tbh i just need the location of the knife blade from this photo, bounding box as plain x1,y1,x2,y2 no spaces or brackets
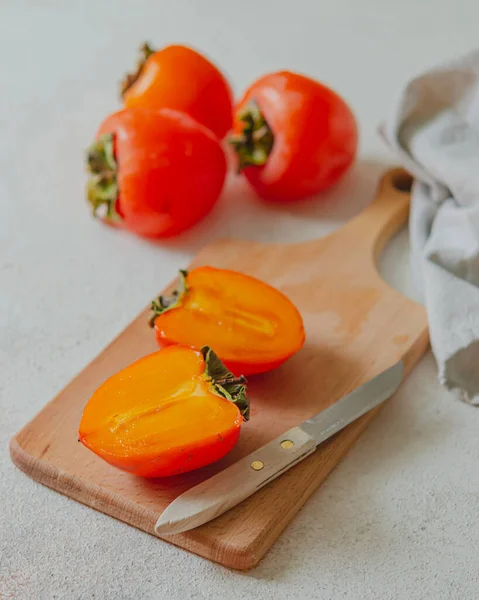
155,360,404,536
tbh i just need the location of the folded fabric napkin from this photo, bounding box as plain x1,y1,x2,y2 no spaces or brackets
380,49,479,405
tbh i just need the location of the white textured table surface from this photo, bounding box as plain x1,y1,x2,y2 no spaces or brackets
1,2,479,599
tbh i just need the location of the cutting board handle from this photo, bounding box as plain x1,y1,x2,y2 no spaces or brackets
293,167,413,272
194,168,413,278
339,167,413,260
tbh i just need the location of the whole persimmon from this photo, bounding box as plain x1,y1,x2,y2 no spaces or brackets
86,108,226,238
231,71,358,202
122,43,233,139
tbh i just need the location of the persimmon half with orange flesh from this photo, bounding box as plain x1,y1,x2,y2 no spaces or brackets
149,267,305,376
78,346,249,478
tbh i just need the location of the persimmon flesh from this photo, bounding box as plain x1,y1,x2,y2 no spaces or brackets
150,267,305,376
79,346,248,478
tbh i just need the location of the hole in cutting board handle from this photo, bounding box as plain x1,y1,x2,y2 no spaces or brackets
391,170,413,193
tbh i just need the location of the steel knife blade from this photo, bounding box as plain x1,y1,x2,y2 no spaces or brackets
155,360,404,536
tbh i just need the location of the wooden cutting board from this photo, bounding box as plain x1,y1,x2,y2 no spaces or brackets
10,168,429,570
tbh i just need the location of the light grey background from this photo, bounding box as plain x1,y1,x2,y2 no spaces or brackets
1,1,478,599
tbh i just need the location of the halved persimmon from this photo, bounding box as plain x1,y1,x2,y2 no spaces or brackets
79,346,249,478
149,267,305,376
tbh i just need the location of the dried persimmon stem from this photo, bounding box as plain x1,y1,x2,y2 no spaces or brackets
215,375,247,386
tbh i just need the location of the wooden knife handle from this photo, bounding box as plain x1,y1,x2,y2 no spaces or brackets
154,426,317,535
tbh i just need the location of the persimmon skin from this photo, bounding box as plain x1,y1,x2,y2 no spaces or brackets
96,108,227,238
78,346,243,478
233,71,358,202
123,45,233,139
152,267,305,376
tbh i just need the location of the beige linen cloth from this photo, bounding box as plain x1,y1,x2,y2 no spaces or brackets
381,49,479,405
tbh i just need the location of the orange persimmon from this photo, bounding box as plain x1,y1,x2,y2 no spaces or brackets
79,346,249,478
230,71,358,202
121,43,233,139
86,108,226,238
149,267,305,376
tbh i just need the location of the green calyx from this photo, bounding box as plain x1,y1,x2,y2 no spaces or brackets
86,133,121,222
121,41,156,97
148,270,189,327
201,346,250,421
229,100,274,171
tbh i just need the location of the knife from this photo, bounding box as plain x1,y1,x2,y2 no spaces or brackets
155,360,404,536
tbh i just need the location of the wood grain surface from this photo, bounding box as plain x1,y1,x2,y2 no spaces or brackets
10,168,429,570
